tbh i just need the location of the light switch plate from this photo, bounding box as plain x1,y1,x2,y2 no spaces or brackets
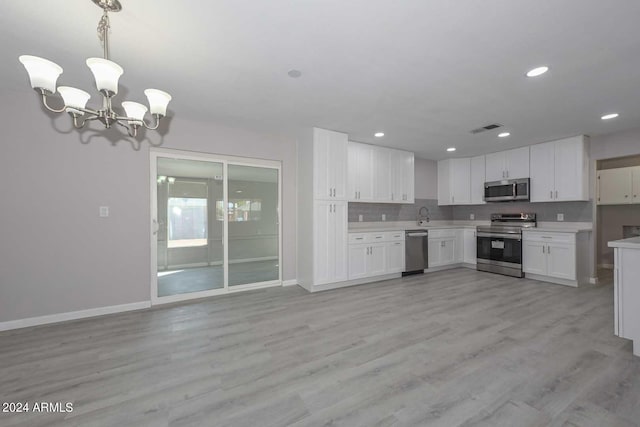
470,214,475,220
99,206,109,217
557,213,564,221
358,214,363,222
381,214,386,221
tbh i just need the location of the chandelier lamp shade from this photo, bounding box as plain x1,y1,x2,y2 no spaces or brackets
18,0,171,138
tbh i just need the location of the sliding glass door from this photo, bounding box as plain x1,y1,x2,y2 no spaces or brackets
151,150,281,304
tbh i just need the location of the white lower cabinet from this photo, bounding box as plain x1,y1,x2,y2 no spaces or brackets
314,201,348,285
523,231,579,285
428,229,463,268
463,229,477,264
348,231,405,279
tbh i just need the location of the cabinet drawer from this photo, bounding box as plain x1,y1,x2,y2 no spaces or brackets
386,231,405,241
348,233,369,243
428,228,457,239
523,231,575,244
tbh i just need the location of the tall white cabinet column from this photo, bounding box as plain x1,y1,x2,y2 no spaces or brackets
298,128,349,291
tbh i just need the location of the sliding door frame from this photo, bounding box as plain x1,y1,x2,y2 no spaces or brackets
150,147,282,306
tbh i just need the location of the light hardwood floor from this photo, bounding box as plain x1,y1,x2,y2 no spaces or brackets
1,268,638,427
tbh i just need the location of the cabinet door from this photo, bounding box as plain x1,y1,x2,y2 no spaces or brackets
529,141,555,202
374,147,392,201
313,201,332,284
386,241,405,273
522,240,547,275
357,144,374,201
389,149,403,203
347,142,359,201
428,239,441,267
598,168,632,205
485,152,505,182
470,156,486,204
368,244,387,276
313,129,332,200
632,167,640,204
330,131,348,200
440,238,456,265
505,147,530,179
450,158,471,205
437,159,451,206
546,242,576,280
554,137,587,201
463,229,477,264
402,151,415,203
332,202,348,282
348,244,368,280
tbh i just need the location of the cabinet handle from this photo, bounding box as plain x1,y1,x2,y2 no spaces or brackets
555,190,558,199
452,196,455,204
542,246,545,254
391,193,394,200
333,188,336,197
330,188,332,197
550,190,553,199
547,245,551,254
625,195,629,198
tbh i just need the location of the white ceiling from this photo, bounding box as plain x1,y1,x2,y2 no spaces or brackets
2,0,640,160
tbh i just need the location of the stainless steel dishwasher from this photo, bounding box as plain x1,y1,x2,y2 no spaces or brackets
403,230,429,275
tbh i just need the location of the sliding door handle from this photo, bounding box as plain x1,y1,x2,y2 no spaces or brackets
152,218,160,235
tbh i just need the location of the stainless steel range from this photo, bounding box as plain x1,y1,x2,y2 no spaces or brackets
476,213,537,278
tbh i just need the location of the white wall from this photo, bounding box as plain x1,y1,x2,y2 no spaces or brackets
414,157,438,199
0,93,297,323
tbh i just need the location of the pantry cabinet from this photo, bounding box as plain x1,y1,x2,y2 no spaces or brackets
314,201,348,285
313,128,347,200
530,135,589,202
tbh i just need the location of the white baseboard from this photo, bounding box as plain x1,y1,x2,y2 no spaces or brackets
0,301,151,332
589,277,599,285
282,279,298,287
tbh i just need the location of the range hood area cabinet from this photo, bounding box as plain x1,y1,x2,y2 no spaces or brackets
597,166,640,205
485,146,530,182
530,135,590,202
348,141,414,204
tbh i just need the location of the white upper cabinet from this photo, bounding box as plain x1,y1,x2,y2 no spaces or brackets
348,142,414,204
597,166,640,205
485,147,530,181
313,128,347,200
438,158,470,205
348,142,374,201
470,155,486,204
530,135,589,202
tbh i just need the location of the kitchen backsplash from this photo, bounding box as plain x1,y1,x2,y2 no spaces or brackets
348,199,592,223
347,198,452,223
452,201,593,222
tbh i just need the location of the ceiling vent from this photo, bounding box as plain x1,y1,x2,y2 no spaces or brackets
470,123,503,134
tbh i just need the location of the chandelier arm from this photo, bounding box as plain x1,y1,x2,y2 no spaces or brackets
142,114,162,130
72,114,101,129
40,92,66,114
115,119,137,137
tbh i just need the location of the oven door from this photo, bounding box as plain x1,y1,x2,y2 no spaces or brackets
476,232,522,268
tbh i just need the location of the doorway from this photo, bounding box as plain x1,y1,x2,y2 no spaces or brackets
150,149,281,305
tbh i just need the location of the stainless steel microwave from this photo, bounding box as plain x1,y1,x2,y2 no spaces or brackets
484,178,530,202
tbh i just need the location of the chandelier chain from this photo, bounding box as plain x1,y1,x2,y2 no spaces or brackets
97,11,110,47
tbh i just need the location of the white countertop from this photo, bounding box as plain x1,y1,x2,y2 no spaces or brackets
348,221,592,233
608,236,640,249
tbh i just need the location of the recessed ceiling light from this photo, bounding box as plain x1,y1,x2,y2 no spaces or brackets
446,147,456,152
498,132,511,138
235,190,243,193
601,113,619,120
374,132,385,138
526,66,549,77
287,69,302,78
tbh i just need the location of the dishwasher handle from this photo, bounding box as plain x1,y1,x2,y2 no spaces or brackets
406,232,428,237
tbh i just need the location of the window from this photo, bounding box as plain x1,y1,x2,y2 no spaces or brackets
216,199,262,222
167,197,208,248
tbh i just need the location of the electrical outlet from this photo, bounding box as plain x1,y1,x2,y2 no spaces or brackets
382,214,386,221
470,213,475,220
557,213,564,221
358,214,363,222
99,206,109,217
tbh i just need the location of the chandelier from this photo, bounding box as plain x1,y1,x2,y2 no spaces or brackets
18,0,172,138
